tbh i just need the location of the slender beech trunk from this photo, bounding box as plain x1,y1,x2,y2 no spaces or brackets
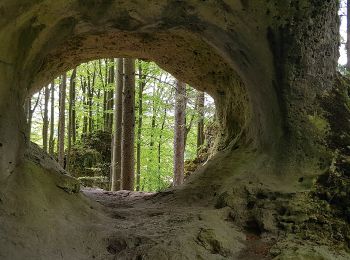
81,77,88,136
99,59,107,131
86,64,92,133
98,60,105,131
136,61,145,191
111,58,124,191
103,59,109,131
196,91,205,154
173,80,186,186
103,88,107,131
106,60,115,132
26,93,41,142
67,68,76,171
58,73,67,168
42,85,50,152
150,84,157,148
184,90,196,148
96,88,102,130
91,70,96,131
158,105,168,190
71,72,77,144
25,97,31,140
121,58,135,191
56,78,60,155
109,66,114,131
107,60,115,188
87,74,93,133
49,81,55,155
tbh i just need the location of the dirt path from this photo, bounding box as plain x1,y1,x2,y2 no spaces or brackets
82,188,273,260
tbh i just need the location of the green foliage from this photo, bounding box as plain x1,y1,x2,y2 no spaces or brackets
81,130,112,161
69,130,111,179
30,59,216,192
69,146,103,177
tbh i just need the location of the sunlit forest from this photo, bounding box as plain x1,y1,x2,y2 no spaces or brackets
28,60,215,191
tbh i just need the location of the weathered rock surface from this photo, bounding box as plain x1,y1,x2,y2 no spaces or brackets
0,0,349,259
25,142,80,193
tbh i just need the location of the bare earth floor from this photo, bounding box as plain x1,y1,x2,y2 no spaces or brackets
82,188,273,260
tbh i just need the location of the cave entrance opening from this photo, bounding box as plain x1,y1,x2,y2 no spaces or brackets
18,26,254,195
27,58,217,192
18,29,253,193
0,1,282,190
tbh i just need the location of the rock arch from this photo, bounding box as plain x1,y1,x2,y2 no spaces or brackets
0,1,347,259
0,0,285,181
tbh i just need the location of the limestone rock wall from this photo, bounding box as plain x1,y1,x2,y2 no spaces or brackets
0,1,347,259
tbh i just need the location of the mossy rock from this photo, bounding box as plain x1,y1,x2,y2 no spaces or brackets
25,143,80,193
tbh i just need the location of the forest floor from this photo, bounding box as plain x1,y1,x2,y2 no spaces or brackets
82,188,273,260
2,144,348,259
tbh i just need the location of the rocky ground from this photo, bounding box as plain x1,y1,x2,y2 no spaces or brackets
1,144,349,259
82,188,274,260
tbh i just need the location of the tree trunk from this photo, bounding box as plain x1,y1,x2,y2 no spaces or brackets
49,81,55,155
158,105,168,190
81,77,88,136
173,80,186,186
42,85,50,152
196,91,205,154
26,93,41,142
91,70,96,132
71,72,77,144
106,59,114,133
58,73,66,168
184,90,196,148
25,97,32,140
96,88,102,130
111,58,124,191
103,59,109,131
103,88,107,131
67,68,76,171
150,84,157,148
121,58,135,191
136,61,145,191
87,73,93,134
